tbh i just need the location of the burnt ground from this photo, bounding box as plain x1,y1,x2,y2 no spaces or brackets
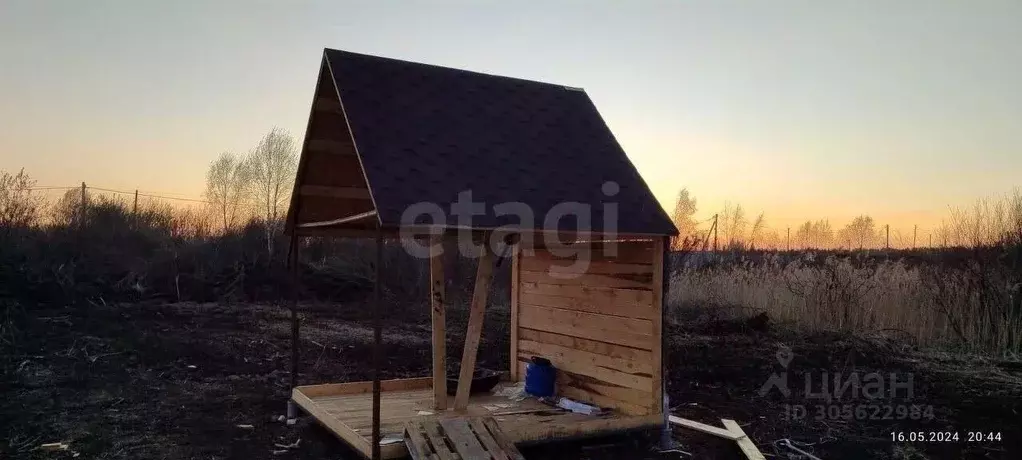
1,300,1020,460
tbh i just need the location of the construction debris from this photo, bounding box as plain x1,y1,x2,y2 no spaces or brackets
38,442,70,451
669,415,765,460
273,438,300,449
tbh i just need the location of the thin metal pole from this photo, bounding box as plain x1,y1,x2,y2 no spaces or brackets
288,235,300,391
371,229,383,460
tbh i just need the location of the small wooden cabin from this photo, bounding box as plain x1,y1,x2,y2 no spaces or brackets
283,49,678,460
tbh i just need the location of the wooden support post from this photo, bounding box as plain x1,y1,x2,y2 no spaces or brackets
371,229,383,460
651,238,665,413
429,234,447,410
454,239,496,410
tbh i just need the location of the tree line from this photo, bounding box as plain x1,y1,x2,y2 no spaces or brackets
0,127,299,258
670,187,1022,251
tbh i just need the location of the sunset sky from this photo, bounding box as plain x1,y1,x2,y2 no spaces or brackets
1,1,1020,237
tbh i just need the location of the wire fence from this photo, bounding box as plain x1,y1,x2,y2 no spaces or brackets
28,184,210,204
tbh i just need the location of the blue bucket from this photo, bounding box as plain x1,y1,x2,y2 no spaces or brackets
524,356,555,397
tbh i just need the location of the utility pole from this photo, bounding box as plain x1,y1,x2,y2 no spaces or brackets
786,227,791,252
912,224,917,249
929,234,932,248
885,224,890,250
712,214,718,252
80,182,87,229
133,189,139,229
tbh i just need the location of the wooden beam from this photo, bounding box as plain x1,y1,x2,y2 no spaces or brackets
453,241,496,409
300,184,371,200
721,419,766,460
429,234,447,410
509,244,521,380
294,377,432,398
292,388,373,454
307,139,355,155
297,210,377,229
668,415,741,441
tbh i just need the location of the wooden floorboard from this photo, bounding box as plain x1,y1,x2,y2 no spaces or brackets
469,418,510,460
296,382,661,459
440,419,489,460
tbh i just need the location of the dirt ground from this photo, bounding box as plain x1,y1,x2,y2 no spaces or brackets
2,300,1020,459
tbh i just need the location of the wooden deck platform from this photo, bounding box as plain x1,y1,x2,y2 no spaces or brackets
404,417,524,460
292,378,662,459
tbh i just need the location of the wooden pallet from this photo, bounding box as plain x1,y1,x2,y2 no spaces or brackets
404,417,525,460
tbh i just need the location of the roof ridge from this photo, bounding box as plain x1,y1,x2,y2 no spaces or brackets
324,48,584,92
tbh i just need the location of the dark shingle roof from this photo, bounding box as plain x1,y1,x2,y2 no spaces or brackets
324,49,677,236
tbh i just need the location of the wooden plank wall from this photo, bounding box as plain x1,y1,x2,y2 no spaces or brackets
512,240,662,416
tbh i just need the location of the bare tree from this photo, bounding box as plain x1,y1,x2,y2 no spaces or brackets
748,212,766,249
0,168,44,229
837,215,878,249
205,151,251,233
670,188,700,249
795,219,834,249
719,201,746,248
247,127,298,257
